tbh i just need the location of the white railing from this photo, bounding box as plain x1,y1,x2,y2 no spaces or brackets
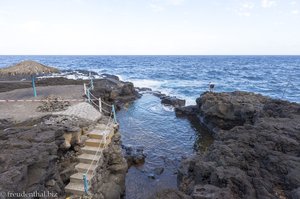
83,79,115,117
83,111,114,194
82,80,118,194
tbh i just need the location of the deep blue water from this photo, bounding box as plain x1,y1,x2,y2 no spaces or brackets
0,55,299,104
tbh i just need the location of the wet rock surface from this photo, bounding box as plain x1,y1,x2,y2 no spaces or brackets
175,105,198,116
149,91,186,108
122,145,146,167
148,189,192,199
176,91,300,199
161,96,186,108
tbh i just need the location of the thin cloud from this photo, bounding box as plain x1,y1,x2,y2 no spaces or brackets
165,0,185,6
236,2,255,17
261,0,277,8
290,1,297,6
150,3,165,12
149,0,185,12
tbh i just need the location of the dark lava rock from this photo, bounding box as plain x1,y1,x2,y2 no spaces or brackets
154,167,165,175
122,145,146,167
91,78,139,109
136,87,152,92
177,91,300,199
161,96,186,108
92,131,128,198
101,73,120,81
192,184,234,199
148,189,192,199
0,115,91,198
175,105,198,116
148,173,156,179
152,91,167,98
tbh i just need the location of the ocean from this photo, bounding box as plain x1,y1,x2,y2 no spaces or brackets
0,55,299,104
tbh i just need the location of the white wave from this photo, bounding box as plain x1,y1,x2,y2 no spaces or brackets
116,75,124,81
129,79,166,89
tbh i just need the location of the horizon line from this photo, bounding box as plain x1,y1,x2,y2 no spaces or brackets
1,54,300,56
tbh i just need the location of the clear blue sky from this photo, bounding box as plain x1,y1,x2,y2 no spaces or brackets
0,0,299,55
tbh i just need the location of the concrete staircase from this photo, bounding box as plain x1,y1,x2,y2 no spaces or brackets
65,123,116,196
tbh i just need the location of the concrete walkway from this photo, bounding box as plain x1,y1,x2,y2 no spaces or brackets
55,102,102,121
0,85,85,122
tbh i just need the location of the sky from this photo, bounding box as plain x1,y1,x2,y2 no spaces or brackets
0,0,299,55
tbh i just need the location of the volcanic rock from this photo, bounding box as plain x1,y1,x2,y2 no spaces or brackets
177,91,300,199
161,96,186,108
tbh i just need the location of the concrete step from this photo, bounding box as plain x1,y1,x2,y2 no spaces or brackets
81,146,103,155
85,138,106,147
75,163,97,174
65,182,86,195
88,129,113,139
78,153,102,164
70,172,93,184
95,123,114,130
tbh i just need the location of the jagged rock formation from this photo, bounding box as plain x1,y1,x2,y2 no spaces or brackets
0,115,93,198
161,96,186,108
91,78,139,109
177,91,300,199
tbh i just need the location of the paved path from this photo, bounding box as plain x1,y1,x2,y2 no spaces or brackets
0,85,85,122
0,85,84,100
55,102,102,121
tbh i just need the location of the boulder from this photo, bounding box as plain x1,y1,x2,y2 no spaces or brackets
161,96,186,108
122,145,146,167
91,79,139,109
175,105,198,116
101,74,120,80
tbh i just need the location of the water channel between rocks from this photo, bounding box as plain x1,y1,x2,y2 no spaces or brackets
117,93,213,199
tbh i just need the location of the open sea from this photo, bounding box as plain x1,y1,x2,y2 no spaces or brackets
0,55,299,103
0,55,299,198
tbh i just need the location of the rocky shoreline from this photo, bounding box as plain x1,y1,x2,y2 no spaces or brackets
0,73,138,199
170,91,300,199
1,71,299,199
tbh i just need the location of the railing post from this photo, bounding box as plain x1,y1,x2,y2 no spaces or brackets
83,83,87,96
112,105,117,123
83,174,89,194
99,97,102,113
32,76,37,97
91,79,94,90
87,89,91,103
